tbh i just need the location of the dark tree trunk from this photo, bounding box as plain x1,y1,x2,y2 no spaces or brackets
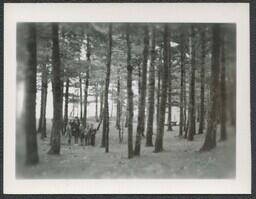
102,24,112,153
134,25,149,156
99,82,104,120
200,24,221,151
95,82,99,122
187,25,196,141
183,64,187,133
40,64,48,139
126,24,134,159
167,33,172,131
83,35,90,127
63,78,69,134
116,66,121,129
48,23,63,155
146,25,156,147
179,31,185,137
79,73,83,120
198,29,206,134
156,48,162,127
18,23,39,165
154,24,169,153
220,27,227,141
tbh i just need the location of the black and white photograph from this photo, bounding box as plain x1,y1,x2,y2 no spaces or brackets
4,3,251,194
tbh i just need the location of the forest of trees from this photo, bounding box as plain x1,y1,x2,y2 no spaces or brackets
17,23,236,165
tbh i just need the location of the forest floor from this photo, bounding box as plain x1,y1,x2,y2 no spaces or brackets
16,119,236,179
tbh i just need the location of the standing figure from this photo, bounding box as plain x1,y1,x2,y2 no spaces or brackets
65,121,72,146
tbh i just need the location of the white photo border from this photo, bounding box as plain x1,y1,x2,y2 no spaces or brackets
4,3,251,194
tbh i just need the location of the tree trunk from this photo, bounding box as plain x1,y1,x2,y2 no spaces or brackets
198,28,206,134
179,31,185,137
134,25,149,156
116,66,121,129
95,82,99,122
63,78,69,134
146,25,156,147
48,23,63,155
83,34,90,127
154,24,169,153
156,48,162,127
167,31,173,131
99,82,104,120
18,23,39,165
79,73,83,121
200,24,221,151
220,27,227,141
187,25,196,141
102,24,112,153
40,64,48,139
126,24,134,159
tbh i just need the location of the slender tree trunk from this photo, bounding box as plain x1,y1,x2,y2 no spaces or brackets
200,24,221,151
79,73,83,120
126,24,134,159
198,29,206,134
48,23,63,155
220,27,227,141
95,82,99,122
146,25,156,147
154,24,169,153
102,24,112,153
179,31,185,137
40,64,48,139
63,78,69,134
134,25,149,156
187,25,196,141
156,48,162,127
167,32,173,131
183,65,187,133
116,66,121,129
18,23,39,165
99,82,104,120
83,34,90,127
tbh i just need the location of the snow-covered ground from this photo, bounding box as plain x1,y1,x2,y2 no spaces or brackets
16,119,236,179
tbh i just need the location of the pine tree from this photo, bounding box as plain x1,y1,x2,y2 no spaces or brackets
187,25,196,141
126,23,134,159
146,25,156,147
198,28,206,134
134,25,149,156
200,24,221,151
154,24,170,152
48,23,63,155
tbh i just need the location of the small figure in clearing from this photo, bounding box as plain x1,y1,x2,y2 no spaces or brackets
65,122,72,146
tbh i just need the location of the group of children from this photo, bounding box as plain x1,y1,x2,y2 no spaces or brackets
65,117,96,147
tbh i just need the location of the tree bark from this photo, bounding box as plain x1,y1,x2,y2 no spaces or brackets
187,25,196,141
220,27,227,141
48,23,63,155
79,73,83,120
200,24,221,151
40,64,48,139
83,34,90,127
156,48,162,127
126,24,134,159
198,28,206,134
95,82,99,122
134,25,149,156
146,25,156,147
102,24,112,153
116,65,121,129
167,34,172,131
63,78,69,134
18,23,39,165
154,24,169,152
179,31,185,137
